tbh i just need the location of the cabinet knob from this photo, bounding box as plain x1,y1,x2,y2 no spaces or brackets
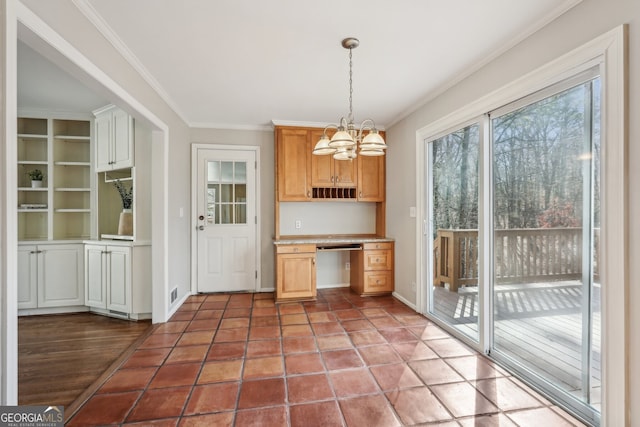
335,176,339,182
359,191,362,198
331,176,334,182
307,191,311,198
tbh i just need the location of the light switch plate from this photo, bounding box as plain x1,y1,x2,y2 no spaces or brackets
409,207,417,218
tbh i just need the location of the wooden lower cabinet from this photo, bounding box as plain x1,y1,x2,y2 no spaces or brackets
351,242,394,295
276,244,316,302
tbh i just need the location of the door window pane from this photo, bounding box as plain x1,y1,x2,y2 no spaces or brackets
206,160,248,225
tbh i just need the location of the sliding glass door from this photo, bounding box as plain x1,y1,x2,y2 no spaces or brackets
490,73,601,413
424,70,601,422
427,123,480,342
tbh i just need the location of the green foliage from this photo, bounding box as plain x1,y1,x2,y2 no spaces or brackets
28,169,43,181
114,179,133,210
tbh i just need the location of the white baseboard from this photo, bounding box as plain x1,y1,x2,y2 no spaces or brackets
392,291,417,311
166,291,192,320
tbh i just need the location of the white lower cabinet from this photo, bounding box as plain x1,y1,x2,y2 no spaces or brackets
18,243,84,310
84,241,151,319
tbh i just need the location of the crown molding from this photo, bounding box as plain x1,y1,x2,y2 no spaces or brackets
71,0,190,125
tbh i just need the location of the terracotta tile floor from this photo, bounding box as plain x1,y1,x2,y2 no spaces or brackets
67,288,587,426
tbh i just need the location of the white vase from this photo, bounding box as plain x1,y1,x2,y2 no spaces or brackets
31,180,42,188
118,208,133,236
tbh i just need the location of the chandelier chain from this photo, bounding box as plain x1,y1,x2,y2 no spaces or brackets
348,47,354,123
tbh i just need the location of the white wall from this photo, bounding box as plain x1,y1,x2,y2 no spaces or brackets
279,202,377,236
385,0,639,422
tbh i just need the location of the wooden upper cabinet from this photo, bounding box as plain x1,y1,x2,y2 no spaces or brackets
310,129,357,188
357,130,385,202
276,126,385,202
276,128,312,201
357,154,385,202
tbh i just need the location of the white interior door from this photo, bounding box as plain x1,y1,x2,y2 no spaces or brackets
196,148,257,293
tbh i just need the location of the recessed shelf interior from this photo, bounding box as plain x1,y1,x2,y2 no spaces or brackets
17,117,92,241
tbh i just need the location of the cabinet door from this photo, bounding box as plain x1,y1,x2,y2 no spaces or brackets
112,109,134,170
85,244,107,309
95,113,112,172
358,155,385,201
311,152,334,187
277,128,311,201
312,154,357,188
38,244,84,307
310,129,357,188
107,246,131,313
334,157,357,187
276,252,316,301
310,129,334,187
18,246,38,309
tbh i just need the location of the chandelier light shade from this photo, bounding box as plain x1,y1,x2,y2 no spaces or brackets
312,37,387,160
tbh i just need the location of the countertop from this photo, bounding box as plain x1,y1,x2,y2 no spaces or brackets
273,235,394,245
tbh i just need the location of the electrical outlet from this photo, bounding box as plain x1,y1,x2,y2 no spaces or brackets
345,262,350,271
295,220,302,229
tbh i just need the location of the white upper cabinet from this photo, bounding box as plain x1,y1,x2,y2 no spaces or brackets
94,105,134,172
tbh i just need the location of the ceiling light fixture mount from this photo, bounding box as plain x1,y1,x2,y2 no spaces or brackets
312,37,387,160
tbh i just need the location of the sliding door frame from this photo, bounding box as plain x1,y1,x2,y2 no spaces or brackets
487,69,601,422
415,26,627,426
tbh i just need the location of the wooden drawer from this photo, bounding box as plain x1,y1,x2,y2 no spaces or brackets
363,242,392,251
364,250,393,271
362,271,393,294
276,244,316,254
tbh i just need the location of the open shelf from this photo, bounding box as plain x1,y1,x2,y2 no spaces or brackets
54,161,91,167
18,116,93,241
18,160,48,165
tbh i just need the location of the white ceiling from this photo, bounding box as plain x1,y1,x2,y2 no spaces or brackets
18,0,579,129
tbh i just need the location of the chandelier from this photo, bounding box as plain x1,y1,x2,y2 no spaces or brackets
312,37,387,160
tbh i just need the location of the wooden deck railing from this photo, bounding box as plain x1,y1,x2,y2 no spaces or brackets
433,228,600,292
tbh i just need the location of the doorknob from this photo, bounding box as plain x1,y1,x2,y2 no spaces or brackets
198,225,204,231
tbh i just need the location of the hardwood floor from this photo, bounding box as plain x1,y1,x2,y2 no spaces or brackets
18,313,152,409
